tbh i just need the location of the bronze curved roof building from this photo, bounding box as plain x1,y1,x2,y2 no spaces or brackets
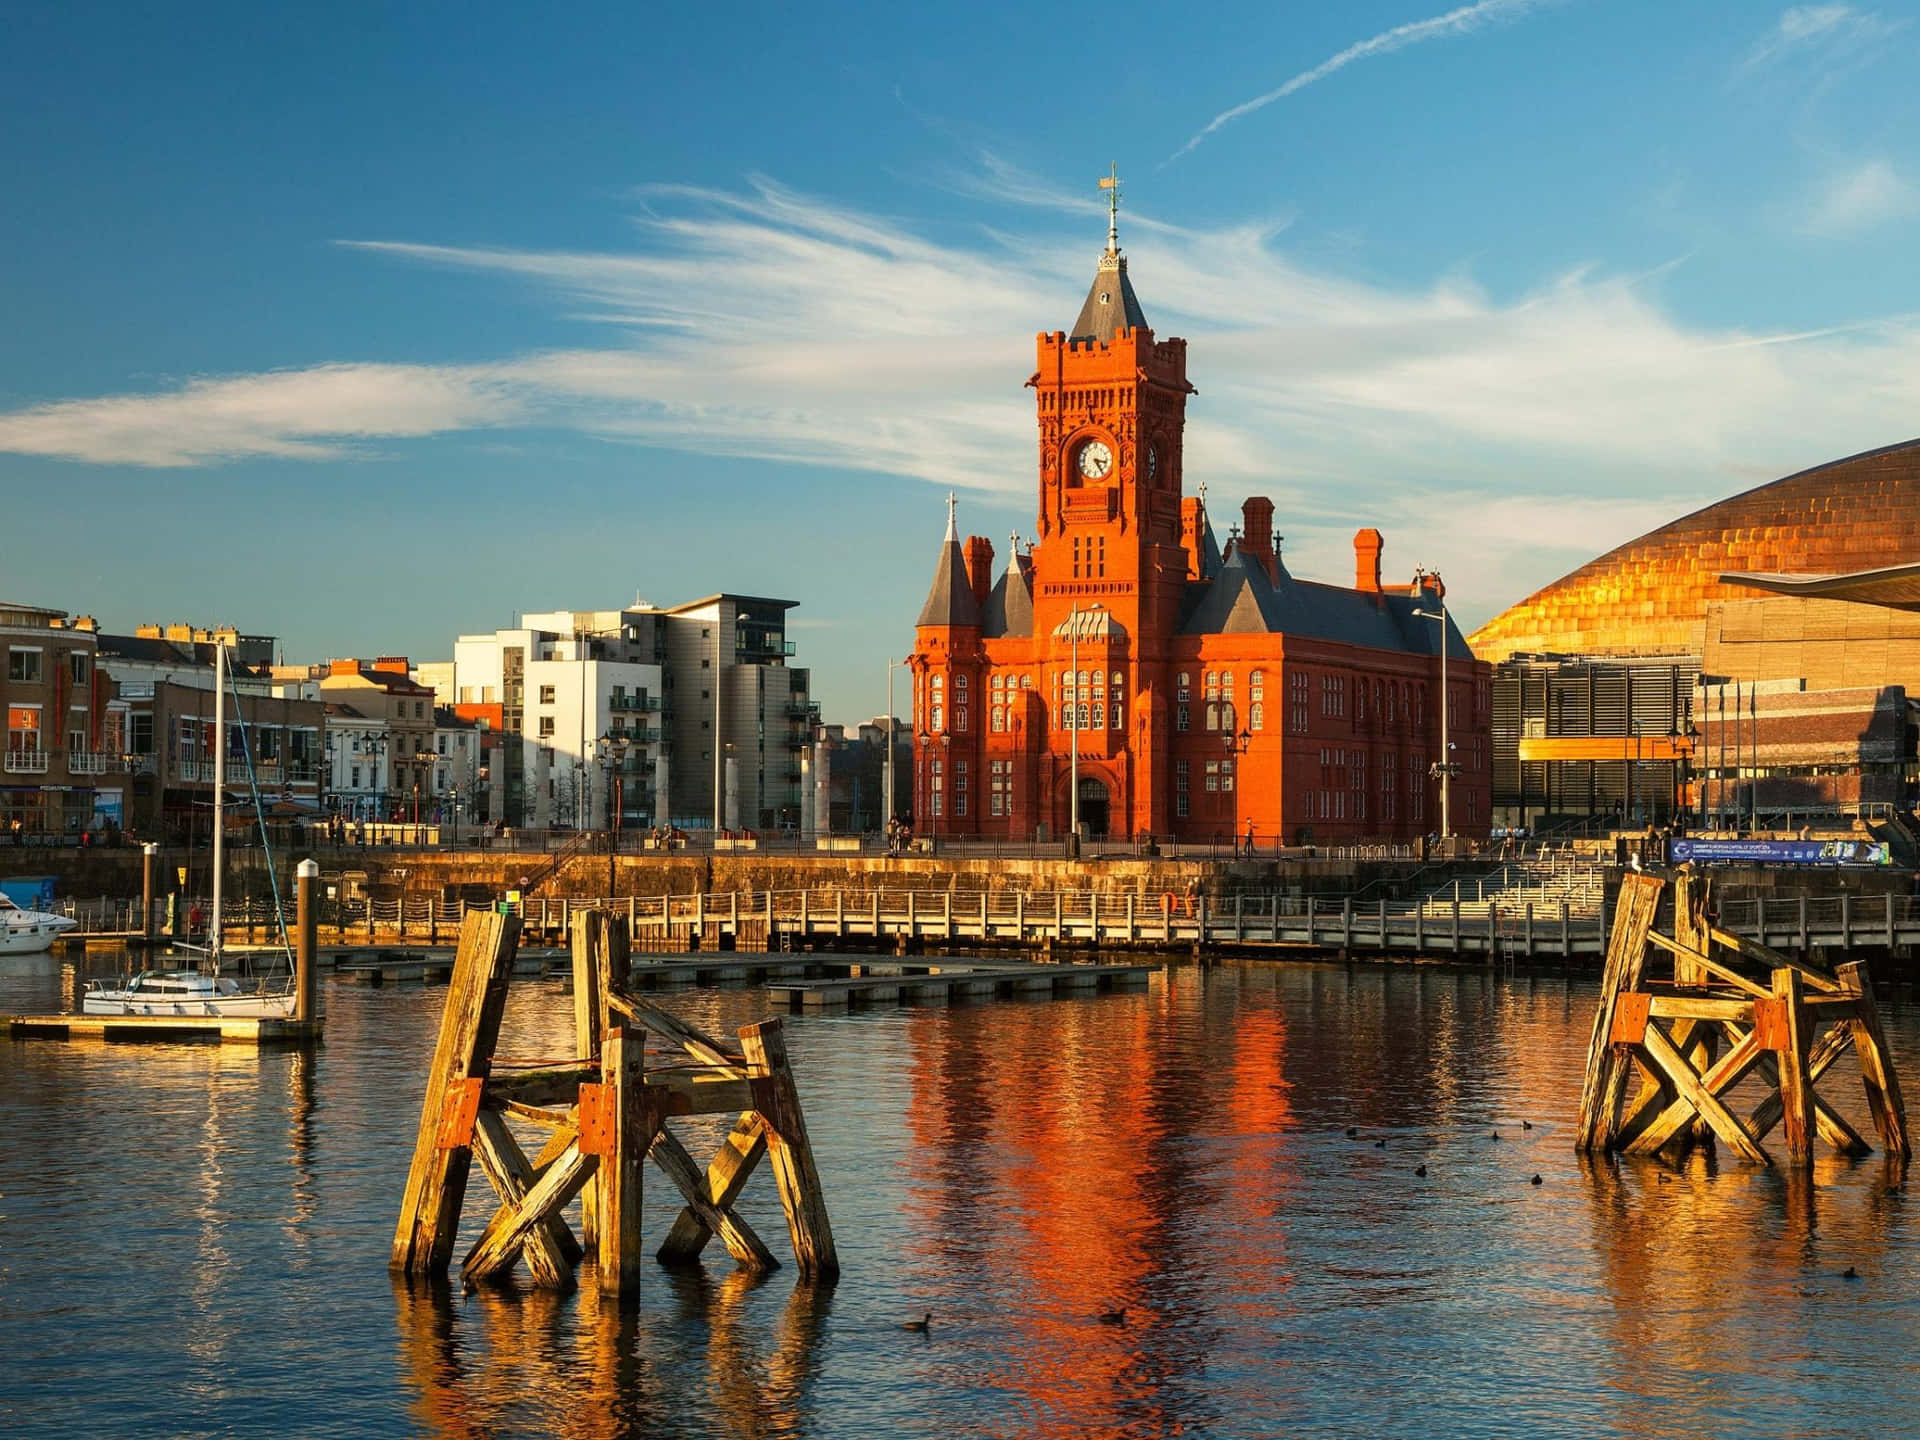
1468,439,1920,662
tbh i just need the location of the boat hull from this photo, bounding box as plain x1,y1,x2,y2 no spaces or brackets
0,915,78,955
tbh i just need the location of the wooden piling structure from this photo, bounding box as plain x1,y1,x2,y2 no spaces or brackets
1575,867,1910,1169
391,906,838,1299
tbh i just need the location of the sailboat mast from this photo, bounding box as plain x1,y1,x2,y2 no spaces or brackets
211,639,225,970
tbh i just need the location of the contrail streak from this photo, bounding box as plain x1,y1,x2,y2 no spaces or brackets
1168,0,1558,163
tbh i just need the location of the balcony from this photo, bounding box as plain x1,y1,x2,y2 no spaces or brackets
68,752,116,776
608,695,662,713
607,724,660,745
4,750,48,775
783,701,817,720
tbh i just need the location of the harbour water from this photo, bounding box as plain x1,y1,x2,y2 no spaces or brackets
4,948,1920,1438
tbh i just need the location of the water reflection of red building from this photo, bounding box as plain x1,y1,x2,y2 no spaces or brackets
902,978,1297,1436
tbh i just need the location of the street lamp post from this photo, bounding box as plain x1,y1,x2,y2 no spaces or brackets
597,733,631,893
1223,723,1251,853
886,657,906,830
1412,595,1457,840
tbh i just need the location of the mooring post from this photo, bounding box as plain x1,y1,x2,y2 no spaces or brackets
598,1025,657,1299
1380,897,1389,952
1773,967,1815,1167
295,858,318,1023
141,841,157,945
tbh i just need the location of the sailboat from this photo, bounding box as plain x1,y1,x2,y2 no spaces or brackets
84,640,298,1017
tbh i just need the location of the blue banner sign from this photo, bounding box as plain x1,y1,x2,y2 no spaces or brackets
1669,838,1892,866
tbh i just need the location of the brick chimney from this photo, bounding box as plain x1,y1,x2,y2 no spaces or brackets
373,656,411,675
1240,497,1277,582
1354,528,1383,593
964,536,995,613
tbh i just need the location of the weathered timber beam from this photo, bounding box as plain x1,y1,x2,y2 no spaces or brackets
484,1064,596,1108
648,1124,778,1271
1645,931,1770,999
468,1126,584,1272
462,1139,597,1287
1576,874,1665,1152
1624,1026,1765,1156
1646,995,1754,1023
1746,1023,1853,1141
657,1112,769,1266
1708,925,1841,993
392,910,522,1277
1637,1022,1770,1163
497,1100,572,1128
1838,961,1912,1160
469,1108,578,1287
607,989,745,1072
741,1019,840,1281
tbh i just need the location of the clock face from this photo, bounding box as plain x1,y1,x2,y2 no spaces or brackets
1146,444,1158,481
1077,440,1114,480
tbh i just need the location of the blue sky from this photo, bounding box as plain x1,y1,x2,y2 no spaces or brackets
5,1,1920,722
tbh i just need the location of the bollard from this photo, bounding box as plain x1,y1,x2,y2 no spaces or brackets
142,842,158,944
296,858,319,1023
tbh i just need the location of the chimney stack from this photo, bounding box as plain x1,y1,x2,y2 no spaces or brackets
1354,528,1383,593
1240,497,1277,583
964,536,995,613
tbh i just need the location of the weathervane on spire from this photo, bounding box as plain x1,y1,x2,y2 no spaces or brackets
1099,162,1121,255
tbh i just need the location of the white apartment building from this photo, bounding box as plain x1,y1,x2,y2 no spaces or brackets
438,596,813,832
453,610,668,830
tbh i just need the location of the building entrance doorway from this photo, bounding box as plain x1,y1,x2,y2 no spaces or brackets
1076,776,1110,837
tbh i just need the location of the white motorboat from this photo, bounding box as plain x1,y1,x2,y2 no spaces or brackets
0,893,78,954
83,969,295,1017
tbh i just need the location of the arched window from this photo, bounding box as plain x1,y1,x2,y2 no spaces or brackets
1020,674,1033,689
931,703,944,732
1111,700,1124,729
955,707,967,732
991,673,1005,693
1077,703,1091,730
955,674,968,695
991,706,1005,733
1092,701,1105,729
1206,702,1219,731
1250,700,1265,731
1221,702,1236,732
1176,672,1191,701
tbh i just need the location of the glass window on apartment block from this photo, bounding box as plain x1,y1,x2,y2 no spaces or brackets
538,717,555,738
8,649,41,684
69,651,89,685
539,686,555,704
351,766,362,789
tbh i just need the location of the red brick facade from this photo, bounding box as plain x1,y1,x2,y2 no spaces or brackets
907,240,1492,844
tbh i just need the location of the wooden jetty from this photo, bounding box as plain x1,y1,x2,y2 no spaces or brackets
1576,869,1910,1168
392,908,837,1299
7,860,324,1048
763,959,1152,1010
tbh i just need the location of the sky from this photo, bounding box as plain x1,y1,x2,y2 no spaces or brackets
5,1,1920,724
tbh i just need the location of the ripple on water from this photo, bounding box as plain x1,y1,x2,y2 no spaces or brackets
4,949,1920,1437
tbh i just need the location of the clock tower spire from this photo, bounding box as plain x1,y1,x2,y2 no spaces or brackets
1028,170,1194,652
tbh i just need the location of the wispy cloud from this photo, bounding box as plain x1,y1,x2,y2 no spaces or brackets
1743,4,1903,69
1167,0,1558,164
1802,157,1918,234
7,174,1920,617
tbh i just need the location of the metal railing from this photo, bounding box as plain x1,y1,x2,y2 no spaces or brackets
4,749,48,774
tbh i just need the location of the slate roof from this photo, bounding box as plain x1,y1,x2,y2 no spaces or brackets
1179,545,1473,657
1070,253,1150,344
984,550,1034,638
916,506,981,629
